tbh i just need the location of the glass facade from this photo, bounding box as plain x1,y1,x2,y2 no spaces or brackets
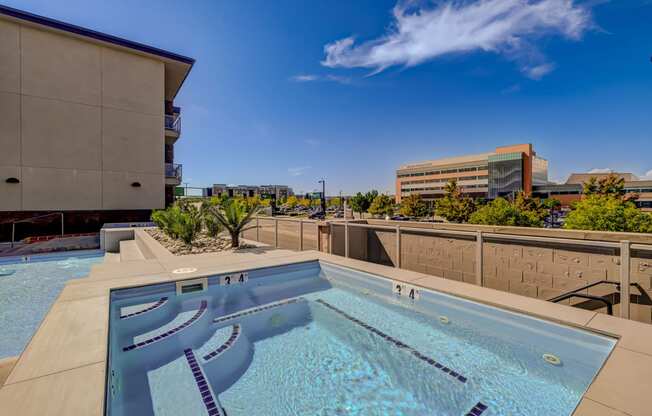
532,156,549,186
488,152,524,199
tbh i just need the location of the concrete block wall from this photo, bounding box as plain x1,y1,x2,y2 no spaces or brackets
325,220,652,324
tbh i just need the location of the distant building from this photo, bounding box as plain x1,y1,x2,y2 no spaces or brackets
532,173,652,211
211,184,293,200
396,144,548,203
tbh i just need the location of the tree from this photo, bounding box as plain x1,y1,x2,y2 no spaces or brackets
368,194,395,217
350,192,370,215
565,174,652,233
311,198,322,209
582,176,599,195
208,198,259,248
513,192,548,223
434,180,476,223
582,174,625,197
399,194,429,218
469,197,543,227
564,195,652,233
286,195,299,209
327,197,341,208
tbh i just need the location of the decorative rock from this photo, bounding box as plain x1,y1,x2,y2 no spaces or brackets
146,229,255,256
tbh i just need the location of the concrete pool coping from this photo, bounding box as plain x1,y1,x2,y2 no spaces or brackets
1,249,651,415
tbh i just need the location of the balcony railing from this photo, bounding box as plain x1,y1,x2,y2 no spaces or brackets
165,114,181,134
165,163,182,181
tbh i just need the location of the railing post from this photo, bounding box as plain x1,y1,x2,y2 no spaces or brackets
61,213,64,236
11,222,15,248
274,219,279,248
395,225,401,268
299,220,304,251
620,240,631,319
475,231,483,286
329,222,333,254
345,221,349,258
256,217,260,241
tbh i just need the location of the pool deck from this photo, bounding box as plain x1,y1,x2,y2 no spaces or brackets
1,244,652,415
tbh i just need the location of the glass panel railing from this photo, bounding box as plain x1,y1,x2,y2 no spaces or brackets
165,163,182,181
165,114,181,133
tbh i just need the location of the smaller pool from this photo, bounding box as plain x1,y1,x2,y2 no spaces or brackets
0,250,104,358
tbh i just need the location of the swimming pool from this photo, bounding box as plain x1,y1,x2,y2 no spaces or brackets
0,250,104,358
107,261,616,416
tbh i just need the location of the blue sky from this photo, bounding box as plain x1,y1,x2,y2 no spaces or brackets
7,0,652,195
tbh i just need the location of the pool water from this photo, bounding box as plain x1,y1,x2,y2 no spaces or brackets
108,261,616,416
0,251,104,358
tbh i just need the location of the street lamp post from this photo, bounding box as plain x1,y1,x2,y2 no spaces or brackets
318,179,326,214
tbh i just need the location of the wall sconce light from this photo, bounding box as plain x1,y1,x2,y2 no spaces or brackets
131,182,141,188
5,177,20,184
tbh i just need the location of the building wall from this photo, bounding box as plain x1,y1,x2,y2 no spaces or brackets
0,19,165,212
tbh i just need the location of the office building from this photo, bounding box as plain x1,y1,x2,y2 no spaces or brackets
396,144,548,203
211,184,293,200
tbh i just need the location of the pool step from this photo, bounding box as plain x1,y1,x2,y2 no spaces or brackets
123,300,208,352
200,325,253,395
118,240,145,262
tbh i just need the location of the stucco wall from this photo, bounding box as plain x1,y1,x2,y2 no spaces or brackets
0,19,165,212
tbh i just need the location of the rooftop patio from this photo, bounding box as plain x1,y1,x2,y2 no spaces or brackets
1,223,652,415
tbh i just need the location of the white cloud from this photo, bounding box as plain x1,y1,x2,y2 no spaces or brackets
641,169,652,179
587,168,614,174
523,63,556,80
322,0,592,79
288,166,312,176
290,74,352,84
290,74,319,82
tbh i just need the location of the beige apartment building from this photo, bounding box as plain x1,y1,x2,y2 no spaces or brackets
0,6,193,240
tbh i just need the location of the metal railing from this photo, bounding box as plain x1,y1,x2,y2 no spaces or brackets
246,216,319,251
165,163,182,181
9,212,64,248
332,221,652,321
165,114,181,134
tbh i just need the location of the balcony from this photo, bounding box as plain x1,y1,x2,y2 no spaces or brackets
165,163,182,185
165,114,181,135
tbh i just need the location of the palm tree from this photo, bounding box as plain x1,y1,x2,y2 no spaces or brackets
208,199,259,248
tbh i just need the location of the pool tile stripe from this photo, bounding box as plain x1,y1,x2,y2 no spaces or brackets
184,348,224,416
122,300,208,352
466,402,488,416
203,324,241,362
315,299,466,384
120,297,168,319
213,297,301,323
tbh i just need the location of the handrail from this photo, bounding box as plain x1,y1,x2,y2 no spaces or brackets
547,280,620,302
9,212,64,248
551,293,614,315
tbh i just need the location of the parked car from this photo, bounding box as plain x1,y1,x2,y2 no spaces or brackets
309,210,325,220
390,215,411,221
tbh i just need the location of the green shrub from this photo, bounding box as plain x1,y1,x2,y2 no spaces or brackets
469,197,543,227
151,202,202,245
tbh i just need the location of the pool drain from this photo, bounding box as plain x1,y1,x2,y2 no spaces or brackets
542,353,562,366
439,316,450,324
